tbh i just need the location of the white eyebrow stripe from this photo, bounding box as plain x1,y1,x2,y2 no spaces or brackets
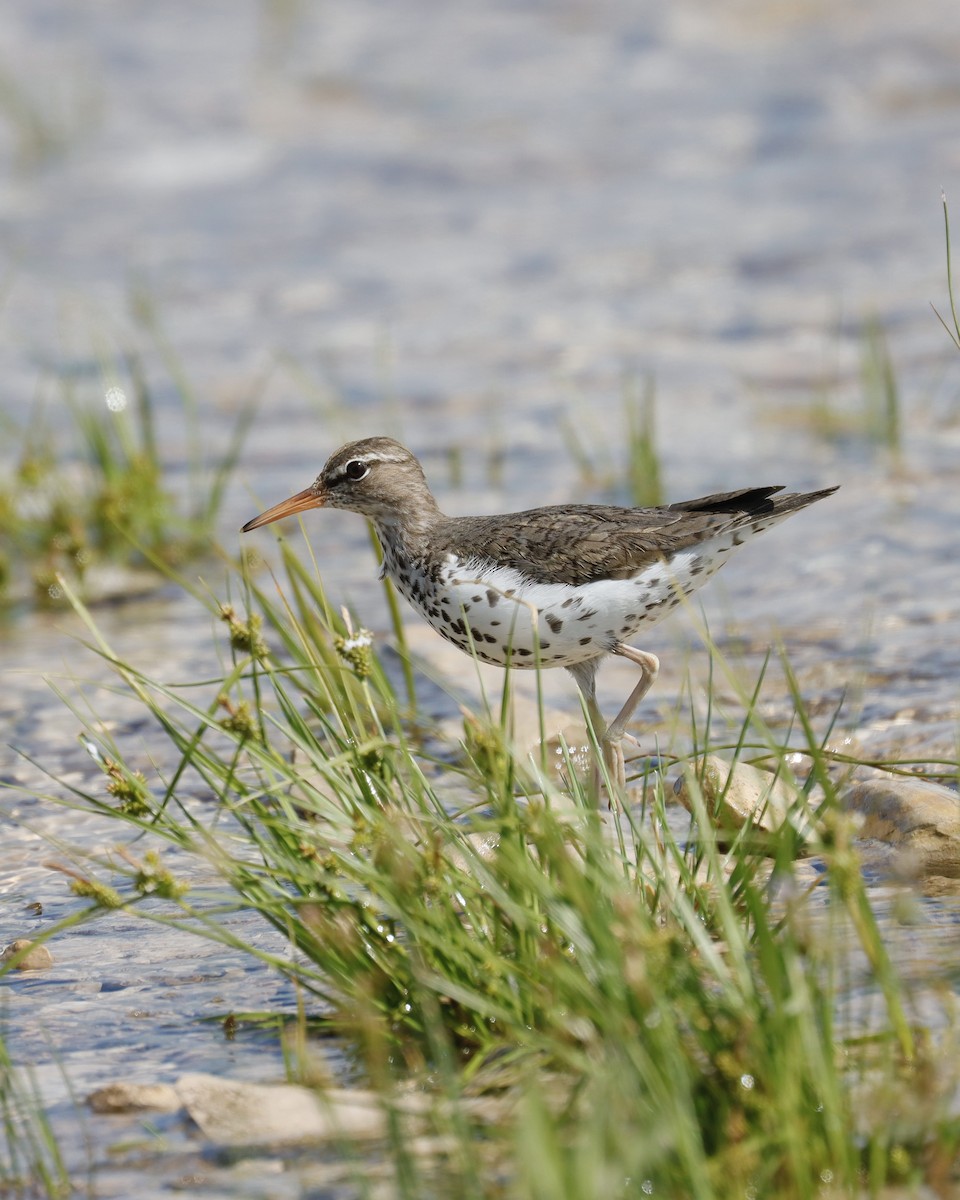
326,451,408,480
330,451,407,475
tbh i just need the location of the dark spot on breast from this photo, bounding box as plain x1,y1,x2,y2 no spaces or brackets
545,614,563,634
624,614,637,622
490,620,501,627
539,641,550,650
516,647,532,656
577,609,597,622
486,589,500,607
483,634,497,644
472,594,483,604
579,636,592,646
561,596,575,608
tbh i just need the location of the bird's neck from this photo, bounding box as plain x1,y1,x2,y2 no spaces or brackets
370,498,443,559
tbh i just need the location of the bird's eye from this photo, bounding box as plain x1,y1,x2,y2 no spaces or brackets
344,460,369,482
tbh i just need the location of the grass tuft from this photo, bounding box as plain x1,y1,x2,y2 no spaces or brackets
560,372,665,507
623,373,663,507
859,317,902,457
932,189,960,351
0,58,99,170
775,317,906,470
15,535,959,1195
0,1027,70,1198
0,322,255,608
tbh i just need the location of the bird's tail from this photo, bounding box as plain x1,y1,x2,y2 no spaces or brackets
669,484,839,524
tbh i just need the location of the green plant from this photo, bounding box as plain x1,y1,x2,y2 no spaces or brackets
0,322,255,606
560,373,664,507
933,188,960,351
791,318,904,460
17,536,959,1196
0,60,99,170
0,1025,70,1198
859,318,902,457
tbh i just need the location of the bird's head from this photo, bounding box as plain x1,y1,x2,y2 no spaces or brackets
241,437,439,533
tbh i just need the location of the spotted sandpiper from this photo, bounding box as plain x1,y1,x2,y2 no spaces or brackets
243,437,837,790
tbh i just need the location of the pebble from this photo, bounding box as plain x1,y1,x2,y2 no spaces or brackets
672,755,960,885
673,754,818,849
87,1082,181,1114
1,939,54,970
840,776,960,881
175,1072,426,1146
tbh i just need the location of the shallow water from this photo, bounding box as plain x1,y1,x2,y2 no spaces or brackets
3,0,960,1191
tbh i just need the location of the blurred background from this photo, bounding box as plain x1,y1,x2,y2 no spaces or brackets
2,0,958,486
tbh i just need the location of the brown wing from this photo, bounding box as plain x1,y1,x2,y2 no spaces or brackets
427,485,836,586
428,489,780,585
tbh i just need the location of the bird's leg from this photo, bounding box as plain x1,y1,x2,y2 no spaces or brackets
567,659,624,798
568,647,660,799
567,660,607,798
606,645,660,746
599,645,661,793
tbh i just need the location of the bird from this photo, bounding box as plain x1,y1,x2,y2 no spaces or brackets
242,436,837,793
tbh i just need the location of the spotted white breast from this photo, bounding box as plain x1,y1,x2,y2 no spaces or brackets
383,530,750,669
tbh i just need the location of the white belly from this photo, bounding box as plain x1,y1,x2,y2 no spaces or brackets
386,539,737,668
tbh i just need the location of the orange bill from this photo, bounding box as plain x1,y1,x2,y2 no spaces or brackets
241,485,325,532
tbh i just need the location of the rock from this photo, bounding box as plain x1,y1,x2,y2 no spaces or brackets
840,777,960,879
87,1082,181,1113
916,875,960,898
673,754,818,849
87,1073,427,1145
175,1072,425,1146
1,939,53,970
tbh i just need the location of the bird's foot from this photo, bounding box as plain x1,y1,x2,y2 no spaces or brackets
582,735,627,808
591,732,658,806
